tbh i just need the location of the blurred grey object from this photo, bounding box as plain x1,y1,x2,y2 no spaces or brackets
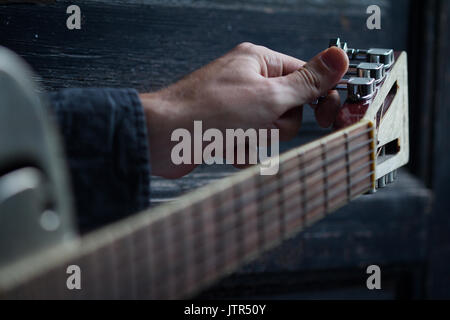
0,46,75,270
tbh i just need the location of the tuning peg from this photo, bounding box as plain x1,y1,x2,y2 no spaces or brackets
367,48,394,69
377,175,386,188
386,171,394,184
392,169,398,180
333,77,376,101
346,77,376,101
349,62,385,84
329,38,343,49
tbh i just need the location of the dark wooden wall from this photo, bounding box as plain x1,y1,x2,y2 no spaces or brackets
425,0,450,300
1,0,446,299
1,0,409,92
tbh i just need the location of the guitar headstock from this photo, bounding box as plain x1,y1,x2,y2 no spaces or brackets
331,38,409,190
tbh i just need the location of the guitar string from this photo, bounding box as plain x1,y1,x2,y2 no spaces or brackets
109,125,371,272
149,157,374,268
146,134,374,246
147,170,374,298
19,124,374,298
71,128,373,298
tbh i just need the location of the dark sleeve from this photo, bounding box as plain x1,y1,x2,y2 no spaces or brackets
47,88,151,234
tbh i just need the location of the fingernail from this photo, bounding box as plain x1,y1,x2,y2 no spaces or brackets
320,47,346,72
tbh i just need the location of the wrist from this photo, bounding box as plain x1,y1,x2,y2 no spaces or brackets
139,90,195,178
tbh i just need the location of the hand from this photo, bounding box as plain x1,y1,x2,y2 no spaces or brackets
140,43,349,178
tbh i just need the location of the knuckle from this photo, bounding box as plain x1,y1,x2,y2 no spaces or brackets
236,42,256,53
295,66,321,96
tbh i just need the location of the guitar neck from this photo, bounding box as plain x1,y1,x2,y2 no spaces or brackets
1,120,376,299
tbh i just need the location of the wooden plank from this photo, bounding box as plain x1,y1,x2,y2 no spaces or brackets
0,0,410,94
427,0,450,299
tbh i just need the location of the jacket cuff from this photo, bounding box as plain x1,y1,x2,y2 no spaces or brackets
48,88,151,233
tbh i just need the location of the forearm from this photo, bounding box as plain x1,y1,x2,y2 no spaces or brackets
48,88,151,233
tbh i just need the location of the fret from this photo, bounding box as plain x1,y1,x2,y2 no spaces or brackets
233,181,245,262
256,173,265,252
1,44,410,300
166,211,185,299
183,204,200,297
151,218,171,299
147,123,374,285
299,151,307,237
131,227,153,299
277,163,286,239
171,168,375,292
344,131,352,200
1,121,376,300
321,142,330,213
111,228,136,299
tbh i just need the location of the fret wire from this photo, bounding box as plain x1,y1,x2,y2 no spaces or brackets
213,191,225,272
247,160,374,238
256,173,265,252
74,122,376,298
221,129,374,214
148,156,375,274
277,161,286,239
138,145,376,284
243,124,372,185
233,181,244,262
170,211,188,298
206,147,373,225
147,146,374,263
125,227,138,299
157,168,374,294
147,145,375,262
229,138,373,215
153,218,171,299
2,124,375,299
190,202,205,289
277,158,374,219
344,131,352,200
36,143,374,301
271,127,373,177
321,142,329,213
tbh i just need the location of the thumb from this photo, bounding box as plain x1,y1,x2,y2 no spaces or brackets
273,47,349,111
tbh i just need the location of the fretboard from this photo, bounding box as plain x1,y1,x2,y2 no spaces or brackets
1,120,375,299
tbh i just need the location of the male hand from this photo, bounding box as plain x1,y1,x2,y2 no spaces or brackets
140,43,349,178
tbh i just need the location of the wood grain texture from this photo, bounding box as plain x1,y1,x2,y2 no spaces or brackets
0,0,433,299
0,0,409,94
426,0,450,299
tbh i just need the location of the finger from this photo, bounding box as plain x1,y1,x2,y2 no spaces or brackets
314,90,341,128
270,46,348,114
240,43,306,77
273,105,303,141
260,48,306,77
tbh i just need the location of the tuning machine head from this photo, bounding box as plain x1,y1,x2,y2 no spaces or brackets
347,77,375,101
329,37,355,59
355,62,385,83
329,38,347,51
367,48,394,69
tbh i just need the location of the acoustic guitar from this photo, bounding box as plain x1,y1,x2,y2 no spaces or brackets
0,38,409,299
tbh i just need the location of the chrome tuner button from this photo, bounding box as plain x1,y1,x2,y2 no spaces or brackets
329,38,341,48
329,38,347,51
347,77,376,101
393,169,398,180
367,48,394,69
387,171,395,184
377,176,386,188
356,62,385,84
